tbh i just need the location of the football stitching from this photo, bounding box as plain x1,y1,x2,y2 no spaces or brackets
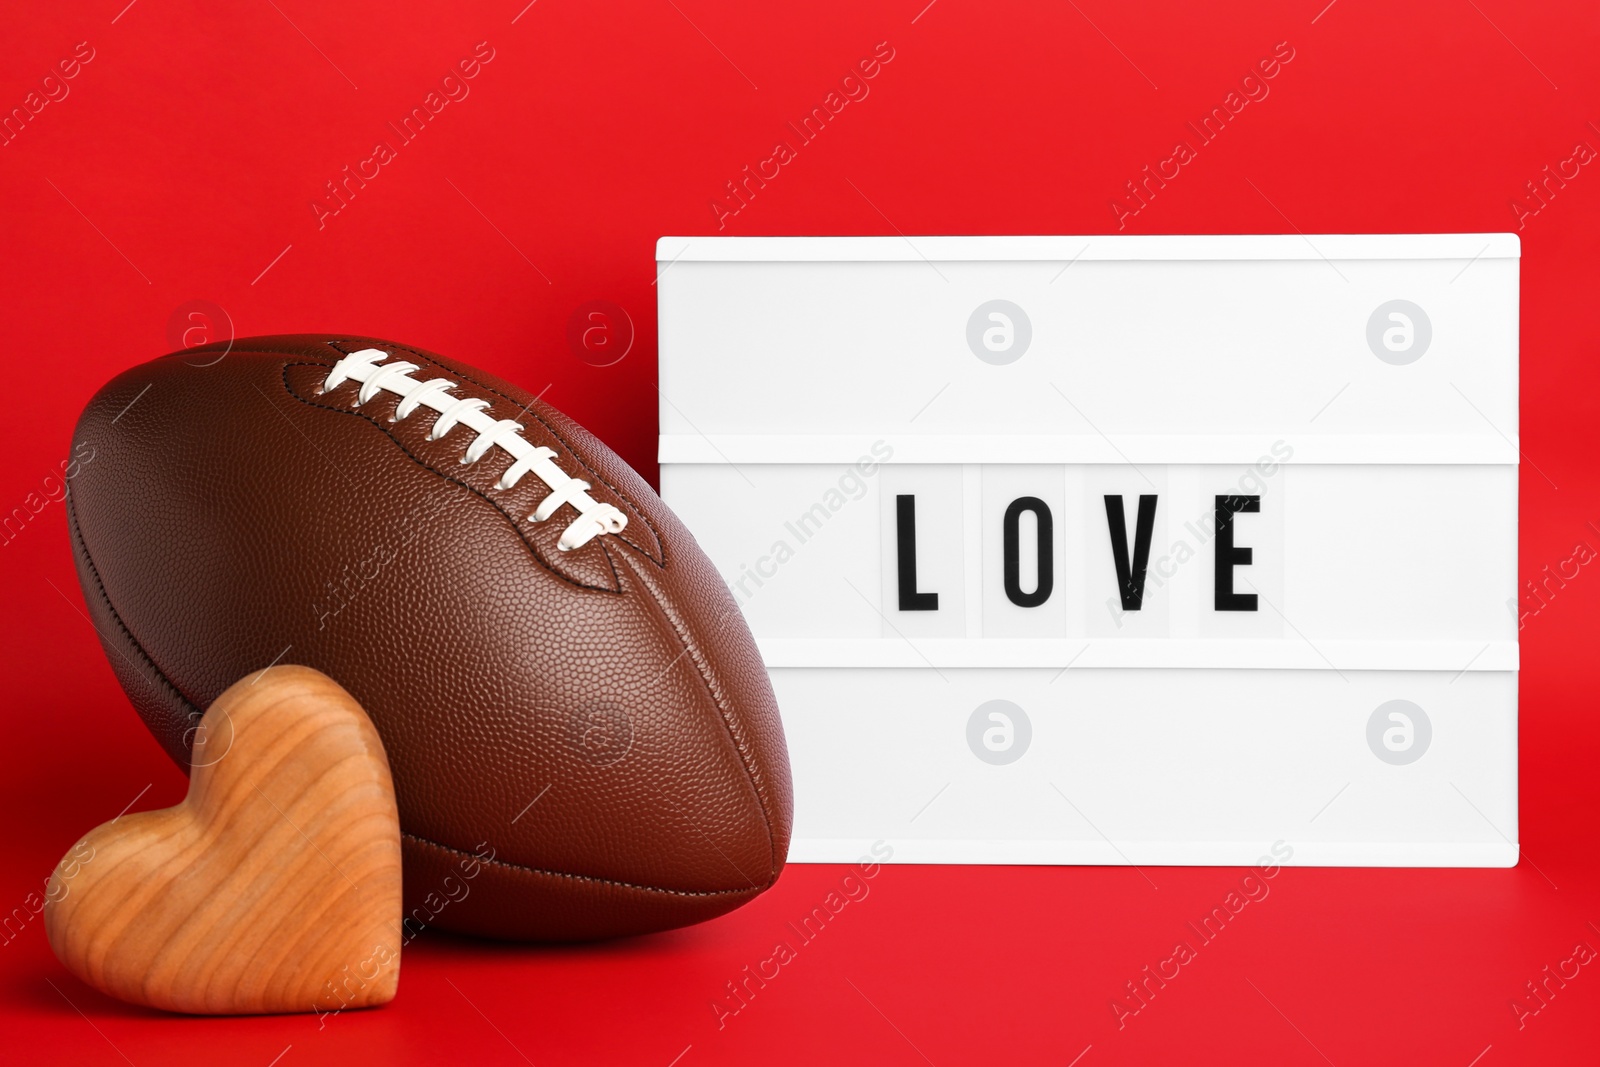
322,348,631,552
402,832,765,898
412,352,667,564
331,339,668,568
280,361,627,596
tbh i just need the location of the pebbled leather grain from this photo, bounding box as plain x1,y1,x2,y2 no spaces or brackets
67,335,793,941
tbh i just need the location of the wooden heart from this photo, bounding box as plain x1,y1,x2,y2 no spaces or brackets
44,665,403,1015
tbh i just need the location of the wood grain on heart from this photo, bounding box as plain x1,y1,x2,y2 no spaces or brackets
44,665,403,1015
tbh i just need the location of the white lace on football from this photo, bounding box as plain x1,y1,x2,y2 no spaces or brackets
324,348,628,551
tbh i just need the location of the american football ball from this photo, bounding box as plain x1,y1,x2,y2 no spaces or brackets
67,335,792,941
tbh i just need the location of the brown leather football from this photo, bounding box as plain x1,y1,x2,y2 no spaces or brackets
67,335,792,941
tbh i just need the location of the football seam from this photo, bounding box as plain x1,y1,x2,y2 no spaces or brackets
66,486,207,726
619,554,783,885
402,833,764,898
326,339,669,567
279,361,629,596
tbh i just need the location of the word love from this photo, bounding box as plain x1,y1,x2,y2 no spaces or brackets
896,492,1263,613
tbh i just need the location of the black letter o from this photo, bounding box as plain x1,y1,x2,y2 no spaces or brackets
1003,497,1054,608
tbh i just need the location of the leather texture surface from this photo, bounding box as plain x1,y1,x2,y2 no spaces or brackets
67,335,792,941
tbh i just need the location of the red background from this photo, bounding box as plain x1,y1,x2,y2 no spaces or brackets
3,0,1598,1063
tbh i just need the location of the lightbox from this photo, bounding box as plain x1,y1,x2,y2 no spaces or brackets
658,234,1519,867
